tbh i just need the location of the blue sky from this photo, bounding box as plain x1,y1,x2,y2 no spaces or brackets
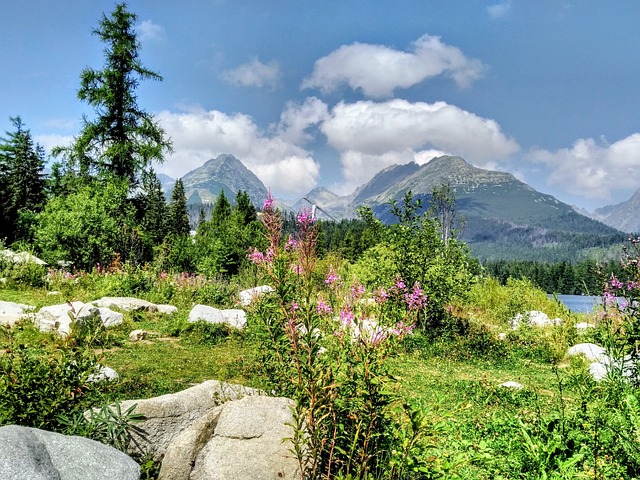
2,1,640,211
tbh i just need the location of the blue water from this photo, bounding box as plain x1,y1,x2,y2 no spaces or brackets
551,294,603,314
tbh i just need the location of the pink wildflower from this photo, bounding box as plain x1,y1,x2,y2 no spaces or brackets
263,193,275,212
325,267,341,286
350,283,365,299
247,248,265,265
316,301,333,315
339,308,355,327
296,207,315,225
285,235,297,251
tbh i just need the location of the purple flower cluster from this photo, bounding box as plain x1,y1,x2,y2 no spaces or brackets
316,300,333,315
404,283,427,310
325,267,341,286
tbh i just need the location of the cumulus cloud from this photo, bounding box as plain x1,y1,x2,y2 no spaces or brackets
529,133,640,201
487,1,512,19
155,105,321,195
320,99,519,190
302,34,485,98
221,58,281,89
136,20,165,42
276,97,330,143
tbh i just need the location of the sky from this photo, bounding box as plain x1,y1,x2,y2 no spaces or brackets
2,1,640,211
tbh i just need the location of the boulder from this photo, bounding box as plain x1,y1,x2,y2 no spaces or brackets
239,285,274,306
34,302,123,336
510,311,562,329
116,380,261,458
498,381,523,389
156,304,178,315
0,425,139,480
0,249,46,265
189,396,300,480
575,322,595,332
0,314,29,328
129,329,149,342
87,365,119,383
568,343,607,362
0,300,35,315
92,296,158,313
188,305,247,330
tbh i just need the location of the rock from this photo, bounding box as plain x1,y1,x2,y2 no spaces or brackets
497,332,507,340
0,300,35,315
87,365,119,383
115,380,261,458
0,425,139,480
188,305,247,330
589,362,608,381
156,304,178,315
129,329,148,342
510,311,562,329
498,381,523,389
47,291,62,296
158,407,223,480
239,285,274,306
575,322,595,332
189,396,300,480
568,343,607,362
0,249,46,265
92,296,158,313
0,313,30,327
34,301,86,336
34,302,122,336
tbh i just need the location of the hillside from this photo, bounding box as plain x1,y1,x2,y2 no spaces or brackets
589,189,640,233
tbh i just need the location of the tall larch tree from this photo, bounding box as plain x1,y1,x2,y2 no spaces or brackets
54,3,171,186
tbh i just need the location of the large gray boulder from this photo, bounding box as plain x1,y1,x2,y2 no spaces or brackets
0,425,139,480
239,285,274,306
568,343,607,362
116,380,261,459
34,302,123,336
188,305,247,330
92,297,158,313
510,310,562,329
0,300,35,315
189,396,300,480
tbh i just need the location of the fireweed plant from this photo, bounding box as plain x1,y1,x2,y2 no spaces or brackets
247,194,428,479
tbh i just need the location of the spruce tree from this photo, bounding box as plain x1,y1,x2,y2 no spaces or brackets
234,190,257,226
0,117,46,243
139,169,168,245
167,179,190,237
211,190,231,228
54,3,171,185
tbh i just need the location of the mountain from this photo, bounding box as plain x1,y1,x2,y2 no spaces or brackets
294,155,624,261
180,154,268,206
589,189,640,233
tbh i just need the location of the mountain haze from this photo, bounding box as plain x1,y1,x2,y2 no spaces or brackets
589,189,640,233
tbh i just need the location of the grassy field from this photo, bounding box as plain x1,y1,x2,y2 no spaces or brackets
3,277,635,479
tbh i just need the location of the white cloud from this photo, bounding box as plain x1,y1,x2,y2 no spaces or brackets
156,106,321,195
35,134,73,153
320,99,519,190
487,1,512,19
276,97,330,143
302,34,485,98
529,133,640,201
136,20,165,42
221,58,281,89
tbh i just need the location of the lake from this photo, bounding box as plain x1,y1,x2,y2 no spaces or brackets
551,294,603,313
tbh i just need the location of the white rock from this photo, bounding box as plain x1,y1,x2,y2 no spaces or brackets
35,301,86,336
499,381,523,389
568,343,607,362
0,301,35,315
92,296,158,313
129,329,148,342
589,362,608,381
0,314,29,327
188,305,247,330
87,365,119,383
239,285,274,306
510,311,560,329
47,291,61,296
156,304,178,315
498,332,507,340
575,322,594,332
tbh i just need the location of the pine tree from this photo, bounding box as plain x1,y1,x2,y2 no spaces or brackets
139,169,168,245
0,117,46,243
211,190,231,228
234,190,257,226
54,3,171,185
167,179,190,237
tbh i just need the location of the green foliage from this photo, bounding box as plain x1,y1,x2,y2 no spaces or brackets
0,342,102,431
53,3,172,185
35,180,133,269
138,169,168,248
0,116,47,244
0,255,47,288
167,179,190,237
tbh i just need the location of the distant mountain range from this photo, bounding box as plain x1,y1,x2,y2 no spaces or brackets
585,190,640,233
161,154,627,261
